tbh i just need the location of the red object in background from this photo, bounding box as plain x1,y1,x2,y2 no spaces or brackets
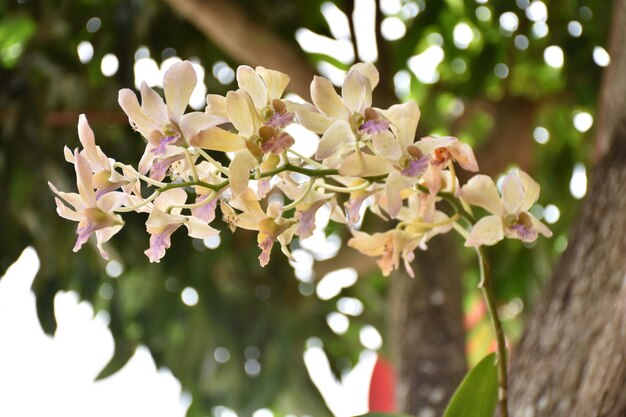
368,355,396,412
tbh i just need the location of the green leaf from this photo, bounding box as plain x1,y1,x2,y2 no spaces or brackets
443,352,499,417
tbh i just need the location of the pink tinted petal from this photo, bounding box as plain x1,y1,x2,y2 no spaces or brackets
348,230,385,256
261,131,294,154
501,174,525,214
77,115,108,171
414,136,457,155
229,151,258,196
317,120,354,160
400,155,429,178
54,197,81,221
256,179,272,199
118,89,159,136
163,60,196,123
342,69,370,114
311,76,350,120
382,101,420,148
226,90,262,137
465,215,504,247
296,200,325,238
338,153,392,177
344,193,370,225
75,151,96,208
448,141,479,172
139,81,168,126
144,224,179,263
237,65,268,110
386,170,416,218
265,111,295,129
359,118,389,135
95,225,123,259
531,215,553,238
149,155,184,181
258,235,275,267
423,164,443,195
191,195,217,223
256,66,290,101
74,221,96,252
461,175,504,215
519,170,541,211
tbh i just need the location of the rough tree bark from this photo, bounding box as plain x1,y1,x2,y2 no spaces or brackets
390,236,467,417
509,1,626,415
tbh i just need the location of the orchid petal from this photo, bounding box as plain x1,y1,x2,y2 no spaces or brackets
145,224,179,263
229,151,258,196
338,152,393,177
310,76,350,120
163,61,196,123
191,127,247,152
316,120,354,159
386,170,416,218
461,175,504,215
226,90,262,137
153,188,188,212
118,89,160,135
519,170,540,211
256,66,290,101
342,69,370,114
237,65,268,110
348,230,385,256
179,112,226,144
350,62,379,89
139,82,168,126
372,131,402,160
295,109,334,133
530,214,553,238
448,141,479,172
75,151,96,208
381,100,420,148
465,215,504,247
501,173,525,214
414,136,457,155
205,94,229,119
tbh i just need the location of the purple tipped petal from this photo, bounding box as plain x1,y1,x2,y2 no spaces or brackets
74,222,97,252
400,155,429,178
296,201,326,238
265,111,295,129
512,224,538,242
261,132,295,154
145,224,178,263
257,179,271,199
191,195,217,223
258,236,275,267
344,194,369,225
152,135,178,156
358,119,389,135
149,155,184,181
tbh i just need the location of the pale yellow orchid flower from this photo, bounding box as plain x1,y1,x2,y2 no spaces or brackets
461,170,552,246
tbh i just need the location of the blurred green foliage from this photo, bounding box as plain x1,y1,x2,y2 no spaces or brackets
0,0,609,415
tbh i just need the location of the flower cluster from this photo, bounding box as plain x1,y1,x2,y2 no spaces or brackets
51,61,552,276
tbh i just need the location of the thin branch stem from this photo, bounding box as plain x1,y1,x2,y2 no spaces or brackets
476,246,509,417
282,179,314,211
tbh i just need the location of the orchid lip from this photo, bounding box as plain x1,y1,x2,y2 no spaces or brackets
358,118,390,135
152,135,178,155
400,155,429,178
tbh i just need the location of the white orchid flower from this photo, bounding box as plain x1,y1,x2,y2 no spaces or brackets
461,170,552,246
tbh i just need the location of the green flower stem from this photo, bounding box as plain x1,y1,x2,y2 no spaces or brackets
476,246,509,417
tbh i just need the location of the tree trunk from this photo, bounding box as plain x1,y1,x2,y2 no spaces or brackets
509,1,626,415
390,236,467,416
